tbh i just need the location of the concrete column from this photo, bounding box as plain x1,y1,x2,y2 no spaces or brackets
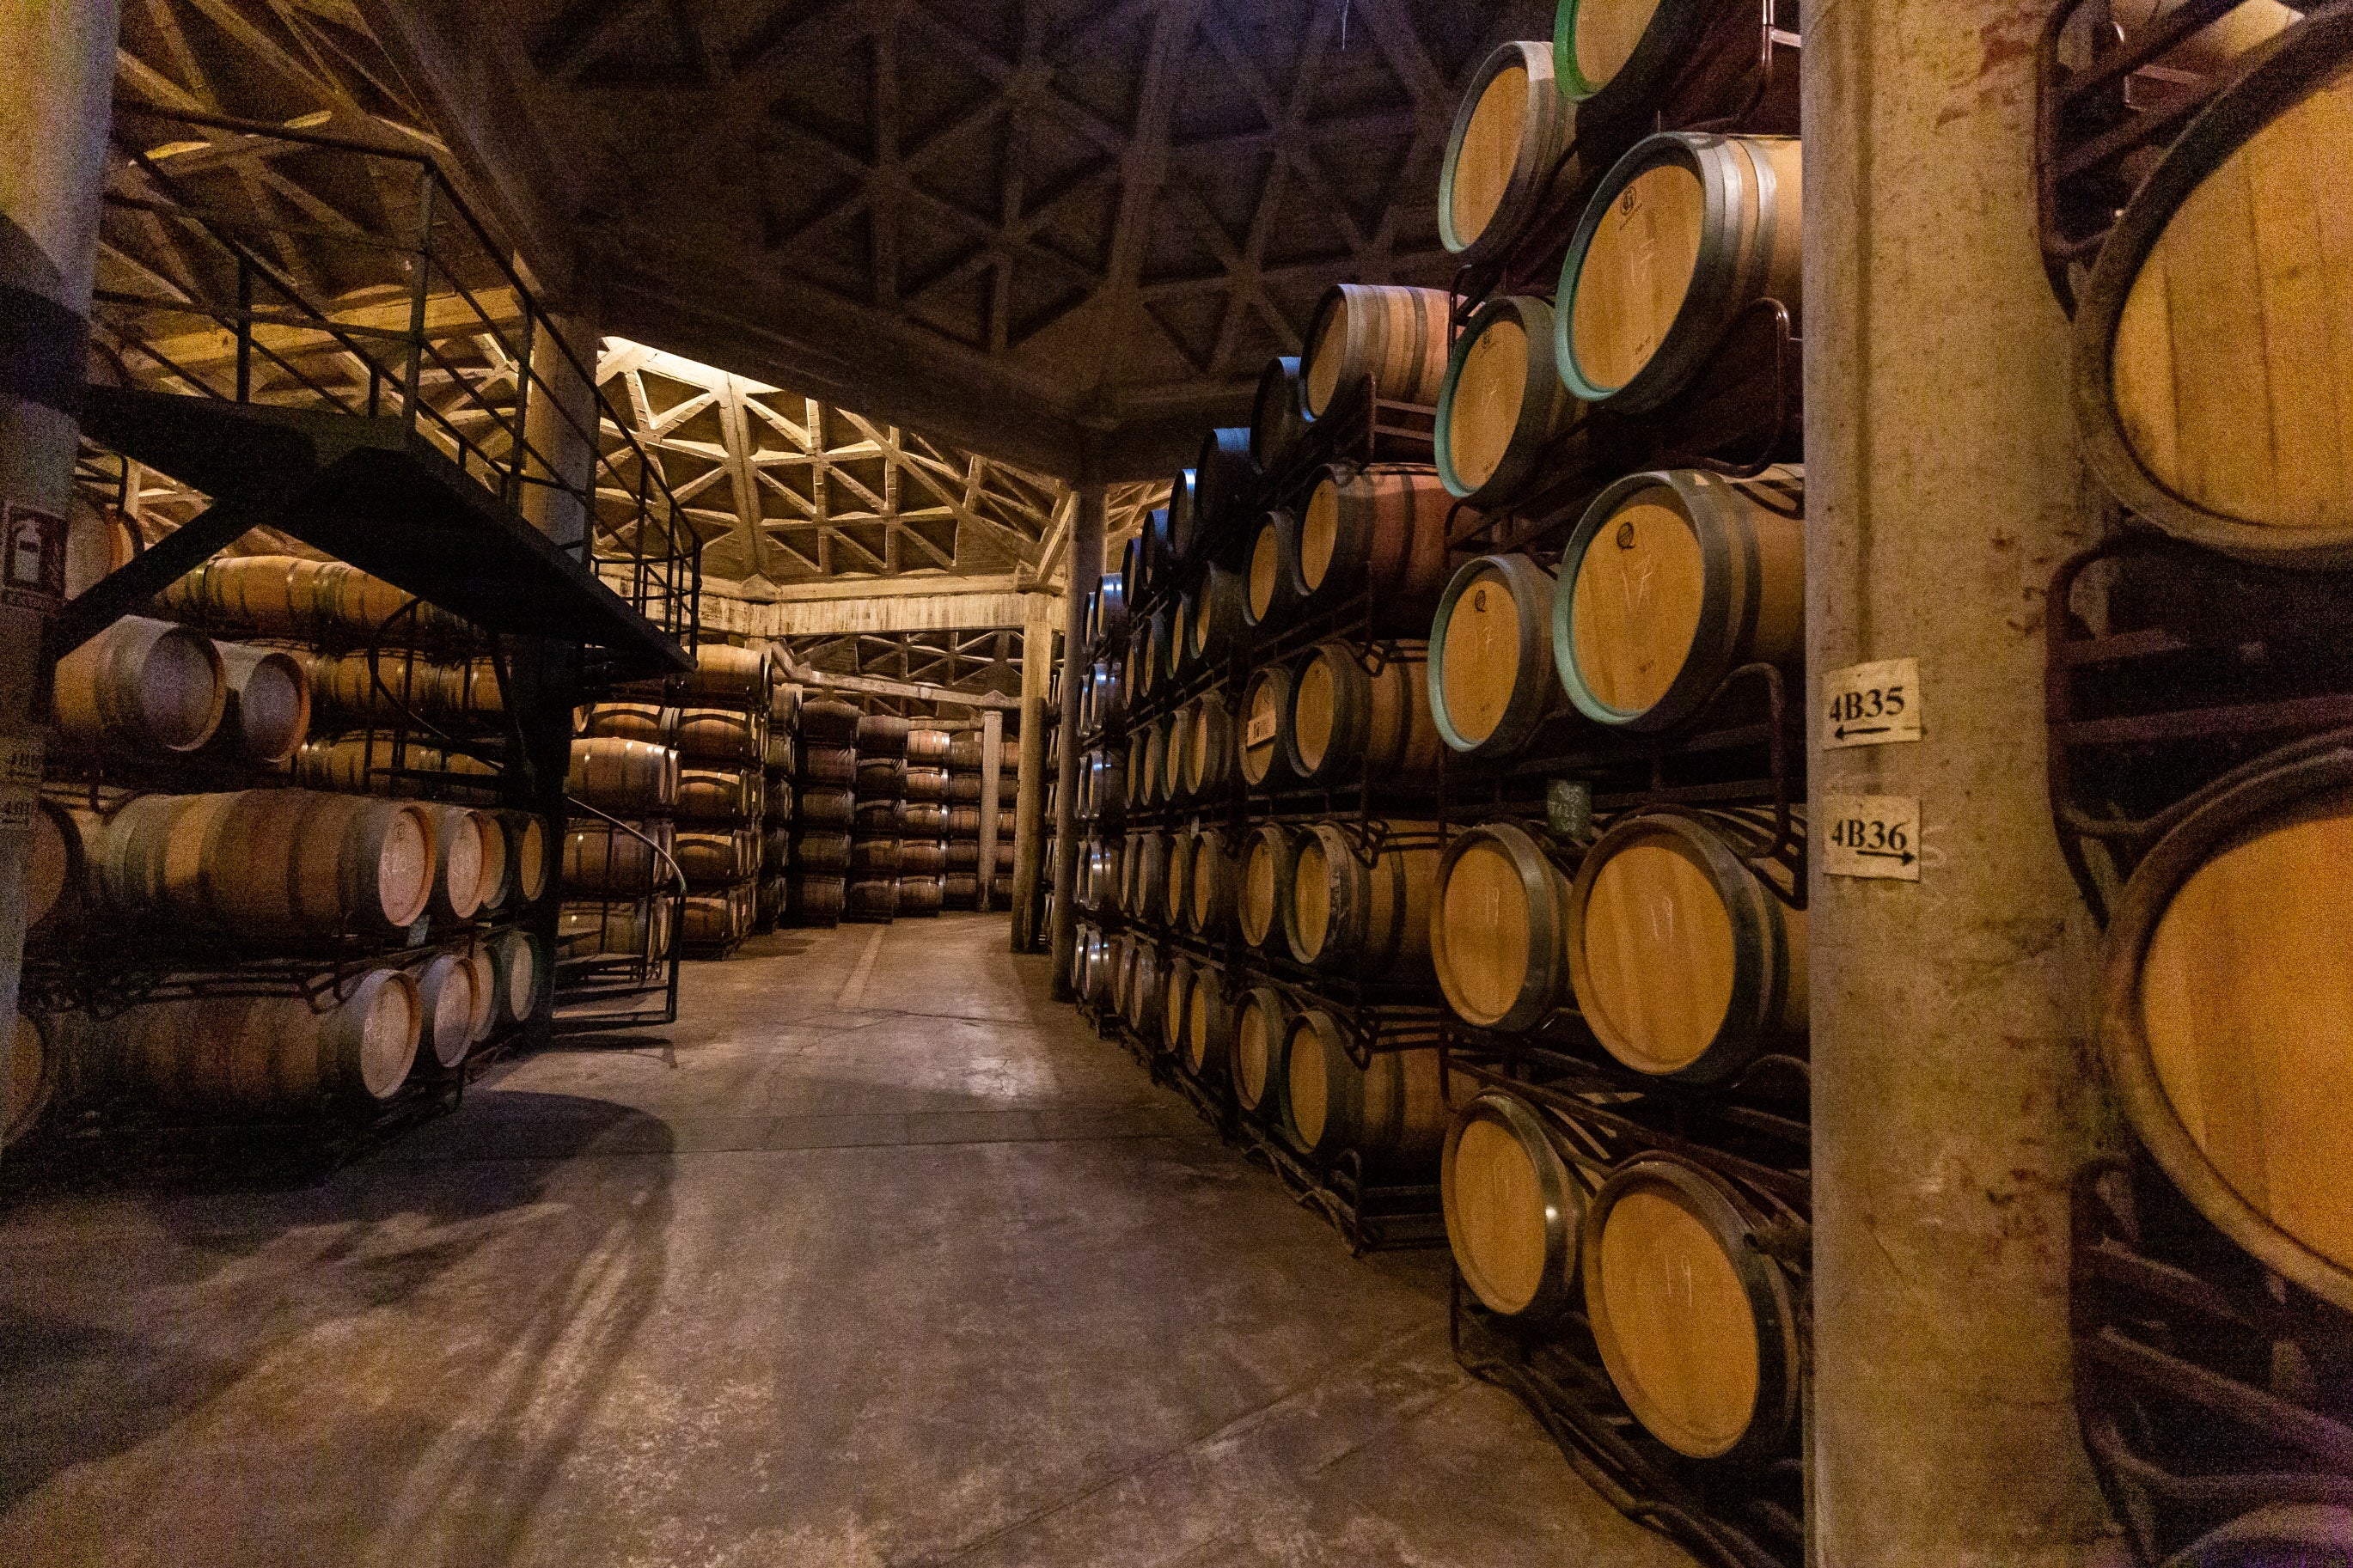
1009,590,1055,951
1805,6,2112,1565
1046,484,1102,999
975,709,1001,913
0,3,119,1107
518,304,601,554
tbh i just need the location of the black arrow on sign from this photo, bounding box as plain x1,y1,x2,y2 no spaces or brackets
1855,847,1916,866
1834,723,1892,741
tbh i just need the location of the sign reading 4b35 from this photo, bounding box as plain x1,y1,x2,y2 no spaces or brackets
1822,657,1922,749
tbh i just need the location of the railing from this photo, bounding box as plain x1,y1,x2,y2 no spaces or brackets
90,101,700,649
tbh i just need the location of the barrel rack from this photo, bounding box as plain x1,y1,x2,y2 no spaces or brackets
34,99,702,1148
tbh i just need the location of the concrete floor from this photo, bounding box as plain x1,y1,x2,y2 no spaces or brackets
0,914,1694,1568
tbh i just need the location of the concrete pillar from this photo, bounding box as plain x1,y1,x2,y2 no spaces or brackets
975,709,1001,913
1046,484,1102,999
517,304,601,555
1805,5,2112,1564
0,3,119,1110
1009,590,1055,951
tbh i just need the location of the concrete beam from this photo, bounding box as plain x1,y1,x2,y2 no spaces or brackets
785,666,1018,711
705,589,1037,638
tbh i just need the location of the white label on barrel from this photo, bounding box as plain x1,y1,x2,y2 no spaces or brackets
1823,658,1921,749
1244,709,1277,747
0,786,36,837
0,733,42,789
1822,794,1920,882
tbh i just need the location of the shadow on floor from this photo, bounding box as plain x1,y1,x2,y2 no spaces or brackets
0,1092,675,1568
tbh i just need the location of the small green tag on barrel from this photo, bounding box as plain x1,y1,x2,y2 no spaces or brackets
1547,778,1592,841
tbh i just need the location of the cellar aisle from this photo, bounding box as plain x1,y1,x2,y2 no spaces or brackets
0,915,1691,1568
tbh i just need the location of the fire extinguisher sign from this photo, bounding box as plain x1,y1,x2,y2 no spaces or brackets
0,502,66,614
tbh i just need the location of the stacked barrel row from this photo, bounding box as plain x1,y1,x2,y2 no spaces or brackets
5,547,560,1147
673,646,771,955
756,683,797,929
790,697,860,926
848,711,912,922
940,730,1015,909
896,726,950,918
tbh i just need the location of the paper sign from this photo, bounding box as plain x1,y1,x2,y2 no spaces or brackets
1821,794,1921,882
1823,658,1921,749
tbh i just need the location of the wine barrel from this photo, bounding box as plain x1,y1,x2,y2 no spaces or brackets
1557,131,1803,413
468,930,498,1043
906,766,949,803
1148,493,1183,602
490,928,540,1026
676,707,761,764
1238,666,1299,795
901,839,947,876
1096,571,1130,650
559,896,675,956
800,743,857,788
2159,1505,2353,1568
845,878,899,922
800,788,856,830
214,644,311,764
53,615,225,756
947,804,983,836
899,799,942,836
1160,706,1190,803
1085,839,1123,911
1189,427,1260,564
1284,820,1439,978
791,876,846,924
1581,1156,1800,1463
417,950,475,1070
1245,509,1305,633
425,804,487,923
1232,985,1295,1120
946,772,985,803
1437,296,1585,507
856,757,908,800
1433,823,1578,1031
2096,742,2353,1312
1555,467,1805,732
1238,823,1301,952
772,683,800,729
850,839,901,877
1135,831,1170,922
898,876,944,916
1284,638,1443,786
1184,691,1237,797
578,701,672,745
1129,619,1160,707
2078,18,2353,565
1190,564,1250,670
1140,719,1170,809
4,1013,53,1148
151,789,437,937
1163,827,1196,927
907,729,953,764
766,777,795,824
1280,1011,1446,1172
944,870,980,907
1080,752,1125,821
562,818,675,897
1126,940,1164,1036
1189,827,1238,937
1081,660,1122,730
1291,467,1455,634
1440,40,1579,265
1566,813,1807,1083
686,643,770,705
569,738,679,813
1444,1090,1592,1325
767,731,795,773
857,714,911,758
676,827,760,886
1301,284,1453,417
683,887,756,945
1429,554,1577,759
948,839,979,872
800,699,862,744
28,800,83,936
113,967,422,1110
473,808,511,912
680,767,759,823
1252,357,1311,473
1181,963,1236,1083
503,812,549,905
1161,953,1195,1054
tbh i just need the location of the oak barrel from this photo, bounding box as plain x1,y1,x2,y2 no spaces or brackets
900,838,946,876
1554,0,1757,119
1232,985,1295,1119
800,699,862,744
1183,966,1236,1083
1555,467,1806,731
1251,357,1311,473
1566,813,1807,1083
111,967,422,1110
425,803,488,922
1433,823,1579,1031
215,644,311,765
578,701,672,745
1440,40,1580,265
1183,691,1237,797
1160,706,1190,803
1557,131,1803,413
898,876,944,916
686,643,771,705
1437,295,1585,507
569,738,680,813
28,800,83,935
906,766,949,802
1161,953,1195,1055
1301,284,1453,417
1429,554,1577,759
1238,823,1301,952
676,707,762,764
53,615,225,756
907,728,953,764
1293,467,1455,632
563,818,675,897
1134,830,1169,922
1443,1090,1592,1324
140,788,437,937
801,788,857,830
1283,820,1439,978
791,877,846,924
4,1013,52,1147
1188,427,1259,565
2097,743,2353,1312
1245,510,1305,633
1284,639,1443,786
845,878,899,922
679,767,759,823
1280,1011,1447,1172
1238,665,1299,792
1163,827,1196,928
1189,564,1250,668
419,950,475,1070
1188,827,1237,937
474,808,511,911
800,743,857,789
1581,1156,1800,1463
2078,17,2353,564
